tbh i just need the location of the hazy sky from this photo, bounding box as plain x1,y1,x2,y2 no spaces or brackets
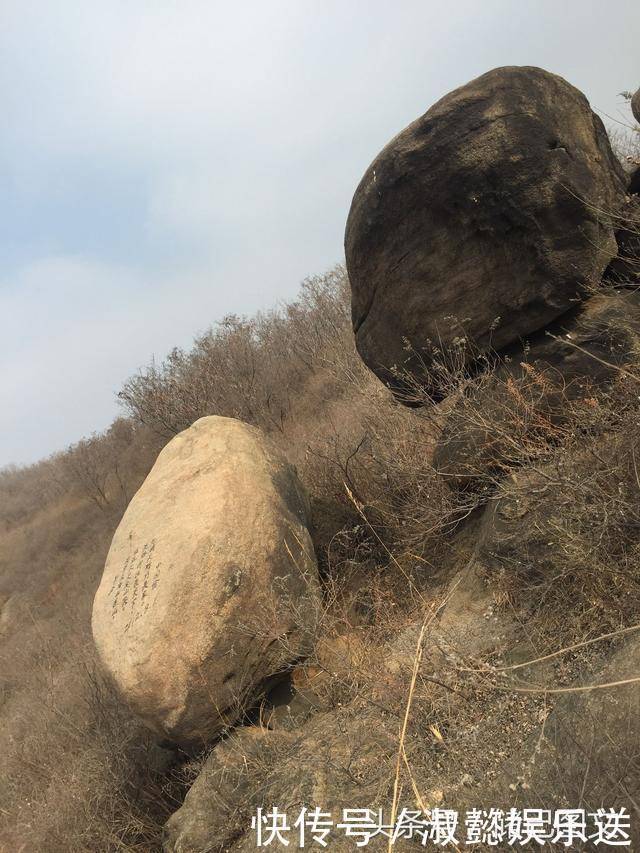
1,0,639,467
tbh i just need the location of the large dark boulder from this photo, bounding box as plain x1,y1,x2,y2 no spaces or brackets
345,66,626,389
632,88,640,125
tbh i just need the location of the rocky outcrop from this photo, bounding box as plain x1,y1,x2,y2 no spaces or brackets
164,709,398,852
163,726,272,852
112,67,640,850
475,427,640,593
530,633,640,822
434,290,640,488
92,416,320,746
345,66,626,390
627,167,640,196
475,466,562,584
632,88,640,125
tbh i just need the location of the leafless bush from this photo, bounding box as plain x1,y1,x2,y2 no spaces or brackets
61,419,144,511
6,251,640,850
609,93,640,169
118,266,356,438
0,456,68,533
609,126,640,169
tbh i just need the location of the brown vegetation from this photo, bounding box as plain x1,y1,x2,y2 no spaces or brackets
2,126,640,848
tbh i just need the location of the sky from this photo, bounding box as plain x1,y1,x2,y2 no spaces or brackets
1,0,639,468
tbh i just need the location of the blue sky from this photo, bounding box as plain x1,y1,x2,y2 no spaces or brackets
1,0,639,467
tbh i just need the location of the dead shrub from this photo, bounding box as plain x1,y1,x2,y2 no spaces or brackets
6,254,640,849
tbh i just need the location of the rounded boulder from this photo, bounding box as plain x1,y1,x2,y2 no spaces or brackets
632,88,640,125
345,66,626,390
92,416,320,746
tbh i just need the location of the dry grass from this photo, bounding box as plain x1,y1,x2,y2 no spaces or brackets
4,252,640,848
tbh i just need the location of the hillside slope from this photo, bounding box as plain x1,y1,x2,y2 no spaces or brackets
2,69,640,850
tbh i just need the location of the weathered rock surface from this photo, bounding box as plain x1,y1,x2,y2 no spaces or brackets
434,290,640,487
530,634,640,828
163,726,272,852
162,485,640,851
632,88,640,125
476,467,561,584
475,429,640,587
627,166,640,196
480,633,640,848
346,66,626,389
92,416,320,746
164,710,399,852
